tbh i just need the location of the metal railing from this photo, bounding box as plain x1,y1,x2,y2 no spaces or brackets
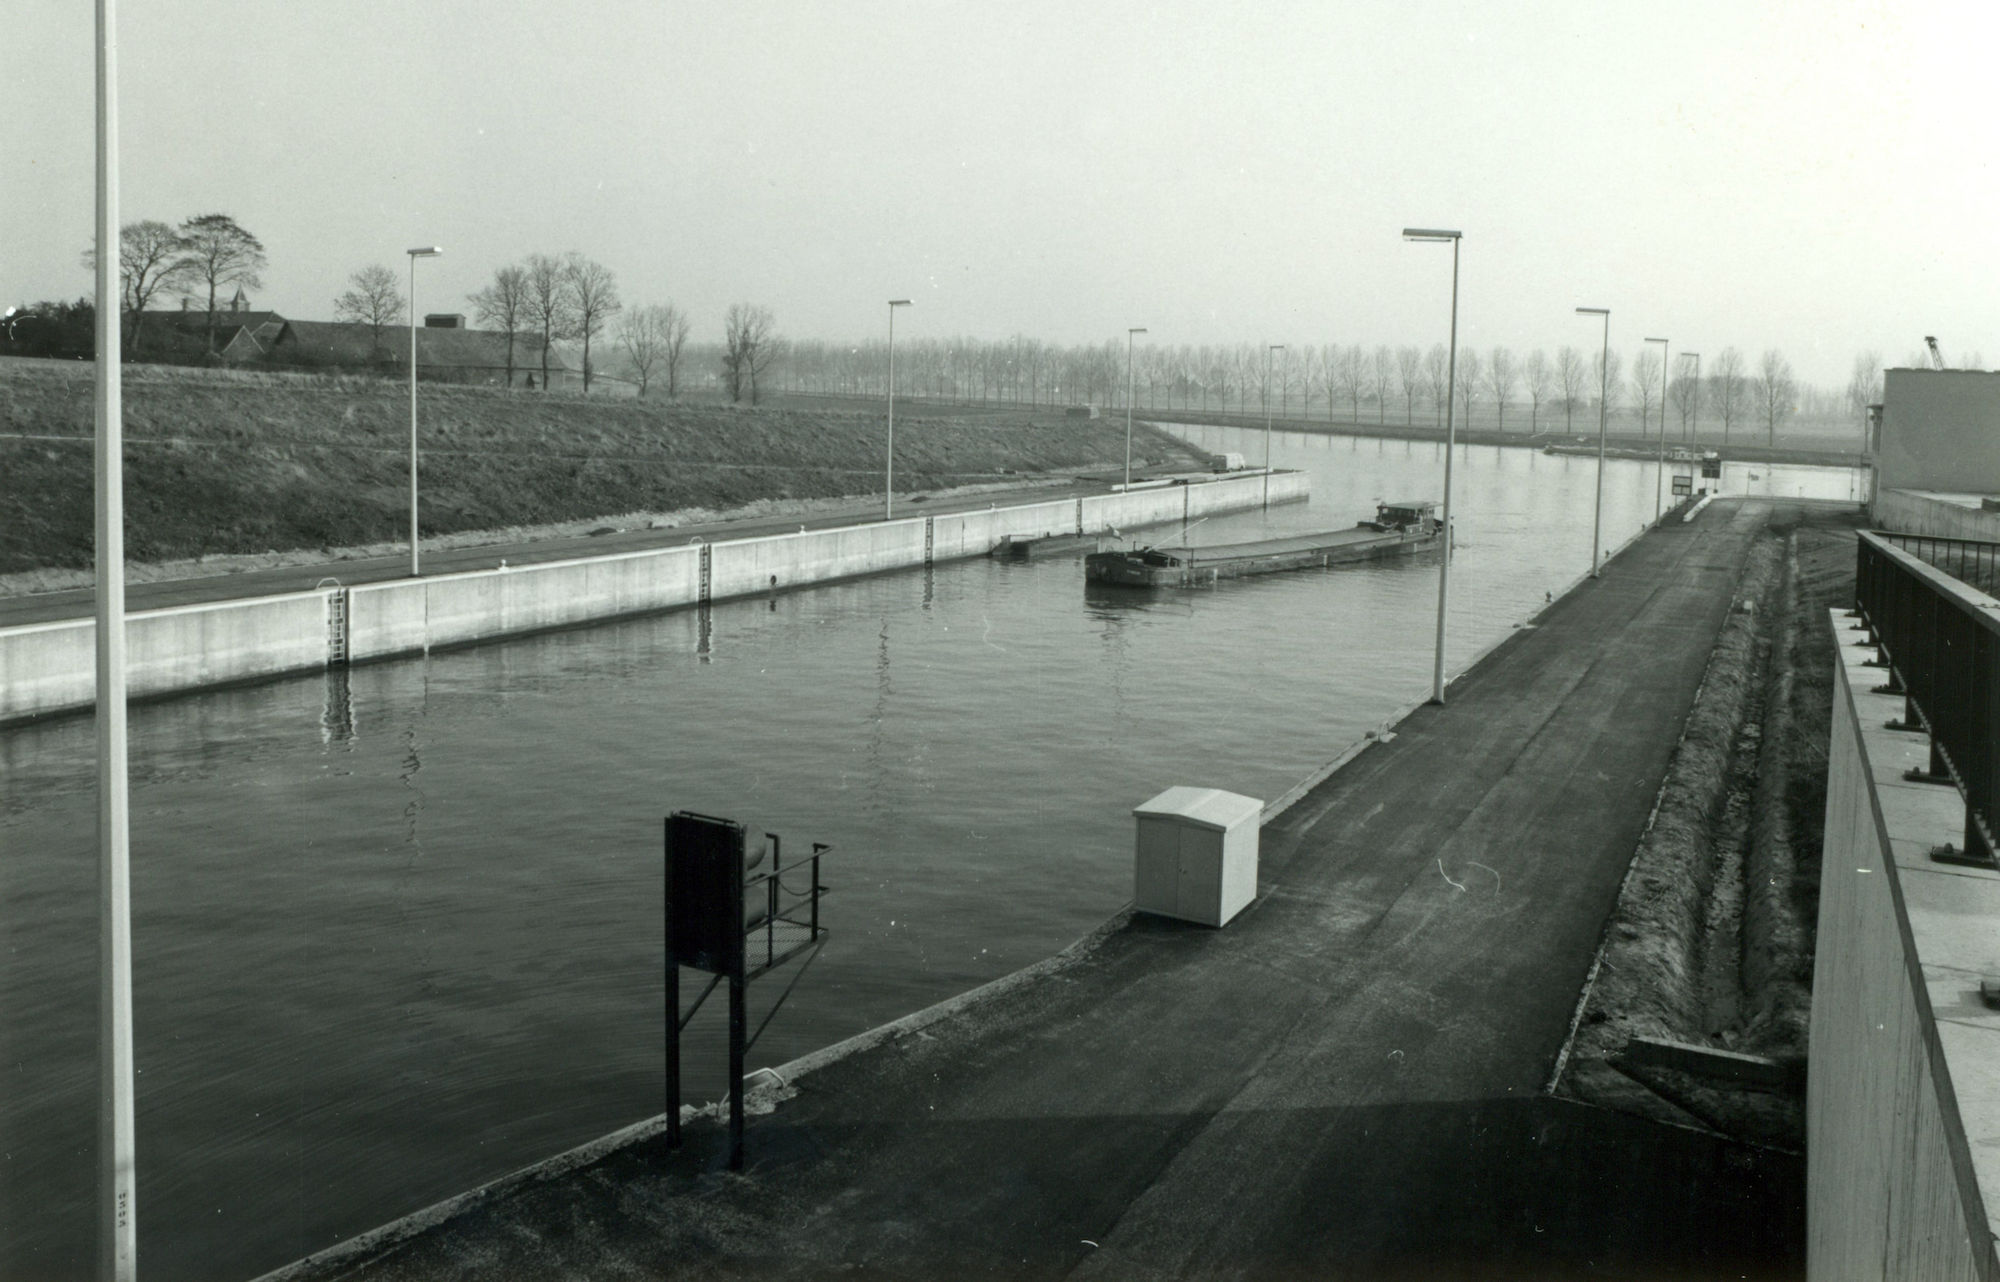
1855,530,2000,864
1870,530,2000,598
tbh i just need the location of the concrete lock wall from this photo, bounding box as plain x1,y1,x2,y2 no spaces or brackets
1873,489,2000,543
1878,369,2000,496
0,472,1303,723
1807,617,2000,1281
0,590,333,724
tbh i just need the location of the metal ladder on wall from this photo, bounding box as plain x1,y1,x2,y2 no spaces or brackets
318,579,349,666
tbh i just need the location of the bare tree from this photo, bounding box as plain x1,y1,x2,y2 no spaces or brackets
1372,346,1396,424
523,253,575,390
1631,348,1661,438
1756,349,1796,447
333,264,406,358
617,304,676,395
1555,346,1589,432
1593,347,1624,420
1711,347,1746,445
1486,347,1517,432
562,253,621,394
1846,350,1883,420
81,220,193,354
470,264,531,386
1523,349,1552,433
661,303,693,396
1422,344,1449,426
1669,355,1698,440
1396,346,1423,425
721,303,779,403
1455,348,1482,428
1335,345,1367,421
174,213,267,352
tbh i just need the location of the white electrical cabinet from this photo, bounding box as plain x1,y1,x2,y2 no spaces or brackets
1132,786,1263,927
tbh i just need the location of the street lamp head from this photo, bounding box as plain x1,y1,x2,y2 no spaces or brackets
1576,307,1609,316
888,299,912,307
406,246,442,259
1644,336,1668,344
1270,343,1286,352
1130,327,1148,335
1402,228,1462,241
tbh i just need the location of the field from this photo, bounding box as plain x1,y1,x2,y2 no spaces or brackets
0,361,1206,576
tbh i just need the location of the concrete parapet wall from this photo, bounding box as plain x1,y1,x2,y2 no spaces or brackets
1874,489,2000,542
1808,612,2000,1281
0,472,1298,723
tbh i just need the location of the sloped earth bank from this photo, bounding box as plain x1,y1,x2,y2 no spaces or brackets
1556,506,1862,1148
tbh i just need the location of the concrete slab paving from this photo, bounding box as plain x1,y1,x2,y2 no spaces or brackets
265,498,1813,1282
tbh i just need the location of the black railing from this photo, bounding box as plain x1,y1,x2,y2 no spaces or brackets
1855,531,2000,864
1871,530,2000,598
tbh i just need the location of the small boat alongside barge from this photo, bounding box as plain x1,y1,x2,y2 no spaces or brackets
1084,500,1441,588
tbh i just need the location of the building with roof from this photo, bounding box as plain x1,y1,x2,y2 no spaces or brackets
269,319,574,389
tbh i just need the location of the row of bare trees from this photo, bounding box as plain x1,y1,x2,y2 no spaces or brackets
465,253,622,392
780,337,1837,443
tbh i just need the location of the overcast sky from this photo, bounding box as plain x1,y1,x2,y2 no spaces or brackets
8,0,1995,388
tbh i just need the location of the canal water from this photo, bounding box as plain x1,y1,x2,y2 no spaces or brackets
0,427,1862,1280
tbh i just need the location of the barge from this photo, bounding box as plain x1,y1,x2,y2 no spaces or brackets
989,532,1104,560
1084,501,1440,588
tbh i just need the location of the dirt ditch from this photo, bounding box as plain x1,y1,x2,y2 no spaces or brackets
1556,506,1862,1150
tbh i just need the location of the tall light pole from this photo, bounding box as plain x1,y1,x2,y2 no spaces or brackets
1644,336,1668,521
406,246,441,578
885,299,912,520
1263,343,1285,508
1124,327,1148,489
95,3,138,1277
1683,352,1701,448
1577,307,1610,577
1403,228,1461,705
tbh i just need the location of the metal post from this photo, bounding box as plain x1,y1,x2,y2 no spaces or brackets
1264,344,1284,509
1577,308,1611,577
1645,337,1668,521
886,300,910,521
1435,242,1460,703
664,822,680,1149
727,972,746,1171
1403,228,1463,706
405,247,440,578
94,3,138,1276
1125,327,1147,490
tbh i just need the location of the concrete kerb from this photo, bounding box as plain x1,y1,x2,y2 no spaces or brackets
248,501,1682,1282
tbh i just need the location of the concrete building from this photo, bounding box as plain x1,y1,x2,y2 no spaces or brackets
1869,368,2000,541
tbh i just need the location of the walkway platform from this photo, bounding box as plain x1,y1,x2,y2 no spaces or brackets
267,498,1811,1281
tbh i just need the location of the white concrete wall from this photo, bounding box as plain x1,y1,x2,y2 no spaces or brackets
0,590,333,724
1874,489,2000,542
0,472,1303,721
1808,612,2000,1281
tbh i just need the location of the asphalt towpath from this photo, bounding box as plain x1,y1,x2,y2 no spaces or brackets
271,498,1808,1282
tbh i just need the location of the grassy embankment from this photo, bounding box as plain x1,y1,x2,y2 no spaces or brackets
1559,504,1863,1149
0,361,1207,578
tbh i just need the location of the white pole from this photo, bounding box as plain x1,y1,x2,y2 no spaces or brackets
1646,337,1668,521
94,2,138,1276
1591,313,1609,577
1124,329,1145,489
1433,238,1460,705
1263,344,1283,509
886,305,896,521
408,254,420,578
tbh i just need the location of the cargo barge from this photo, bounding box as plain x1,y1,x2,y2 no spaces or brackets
1084,501,1440,588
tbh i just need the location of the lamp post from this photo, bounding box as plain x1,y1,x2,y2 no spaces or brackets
94,3,138,1276
1644,336,1668,521
1576,307,1610,578
1403,228,1461,704
1683,352,1700,448
1263,343,1285,509
886,299,911,520
406,246,441,578
1125,327,1148,489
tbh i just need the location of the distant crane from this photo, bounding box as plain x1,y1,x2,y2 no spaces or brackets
1925,336,1946,370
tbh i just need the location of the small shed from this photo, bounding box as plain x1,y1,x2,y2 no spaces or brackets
1132,786,1262,927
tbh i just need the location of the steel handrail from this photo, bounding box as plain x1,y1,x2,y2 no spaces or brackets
1855,530,2000,864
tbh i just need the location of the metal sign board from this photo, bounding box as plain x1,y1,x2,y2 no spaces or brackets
1673,475,1694,496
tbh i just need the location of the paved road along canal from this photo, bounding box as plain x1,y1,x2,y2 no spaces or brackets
0,426,1862,1280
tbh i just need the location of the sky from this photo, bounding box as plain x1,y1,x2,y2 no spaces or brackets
7,0,1997,389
